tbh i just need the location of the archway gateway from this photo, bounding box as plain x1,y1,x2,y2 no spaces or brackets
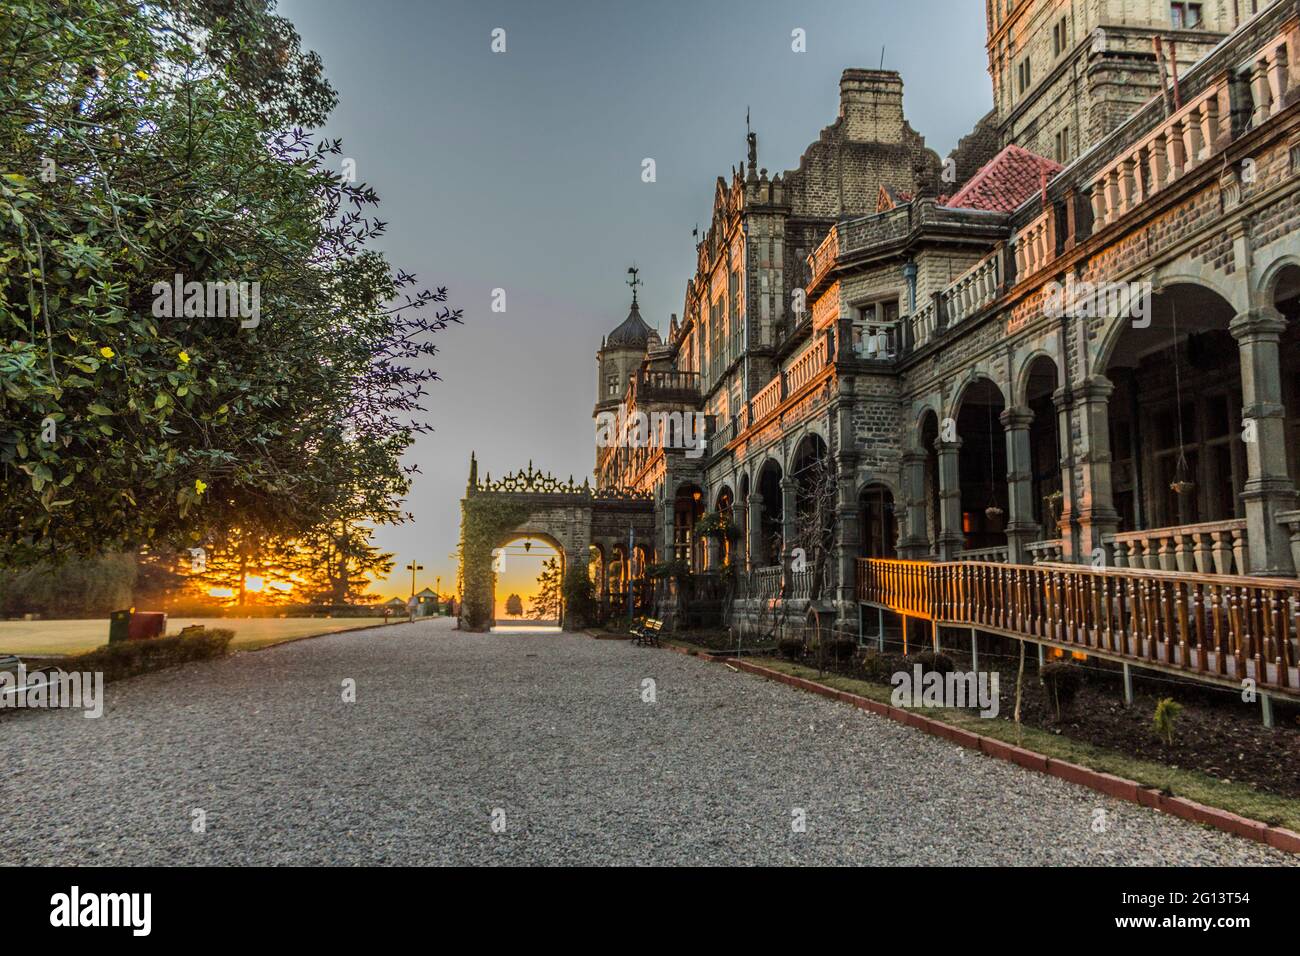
457,455,654,632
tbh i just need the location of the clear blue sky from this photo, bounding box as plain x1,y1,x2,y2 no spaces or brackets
276,0,992,597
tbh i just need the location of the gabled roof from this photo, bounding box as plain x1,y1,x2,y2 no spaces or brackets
942,144,1062,213
876,184,912,213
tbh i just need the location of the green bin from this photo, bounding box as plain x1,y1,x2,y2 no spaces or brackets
109,609,132,644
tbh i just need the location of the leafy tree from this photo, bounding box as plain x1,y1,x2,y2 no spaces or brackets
504,593,523,617
529,557,562,621
0,0,460,568
0,552,137,617
561,560,596,630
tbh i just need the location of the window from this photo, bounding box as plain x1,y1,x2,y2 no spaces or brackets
1054,126,1070,163
1017,58,1032,94
1171,2,1202,29
1052,17,1068,56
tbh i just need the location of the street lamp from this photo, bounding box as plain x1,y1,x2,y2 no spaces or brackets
405,561,423,622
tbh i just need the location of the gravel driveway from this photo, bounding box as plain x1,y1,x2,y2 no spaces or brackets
0,618,1292,865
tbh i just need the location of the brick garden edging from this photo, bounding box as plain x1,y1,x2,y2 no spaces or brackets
655,642,1300,855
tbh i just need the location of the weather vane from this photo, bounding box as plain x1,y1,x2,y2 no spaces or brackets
626,264,642,306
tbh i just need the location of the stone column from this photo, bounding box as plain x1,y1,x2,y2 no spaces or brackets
1052,385,1080,563
1231,306,1298,575
1002,406,1038,564
834,465,861,608
935,436,964,559
747,493,764,569
706,536,722,572
1074,376,1120,561
780,477,798,571
897,451,929,558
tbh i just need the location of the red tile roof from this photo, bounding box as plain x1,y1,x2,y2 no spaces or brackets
941,144,1062,212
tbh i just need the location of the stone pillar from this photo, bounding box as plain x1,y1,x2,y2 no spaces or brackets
1002,406,1037,564
1053,386,1080,563
935,436,964,559
1074,376,1120,561
897,450,930,558
780,477,798,572
747,493,764,569
706,535,722,572
834,465,861,608
1231,307,1298,575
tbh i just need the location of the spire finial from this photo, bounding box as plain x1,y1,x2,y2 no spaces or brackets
626,264,642,307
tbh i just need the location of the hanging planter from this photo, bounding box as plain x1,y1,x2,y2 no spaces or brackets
984,504,1005,521
1168,302,1195,499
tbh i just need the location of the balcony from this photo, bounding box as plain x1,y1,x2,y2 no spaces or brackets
631,369,700,405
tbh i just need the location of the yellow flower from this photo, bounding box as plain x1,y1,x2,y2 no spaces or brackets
135,70,149,81
194,479,207,496
178,351,190,364
99,346,114,359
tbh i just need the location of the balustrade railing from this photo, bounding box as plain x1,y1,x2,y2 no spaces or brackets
785,336,827,395
1027,539,1065,564
1104,520,1247,576
911,301,938,349
750,375,782,423
1089,82,1224,230
749,566,782,600
857,557,1300,695
956,546,1010,564
1013,209,1054,279
940,252,1001,327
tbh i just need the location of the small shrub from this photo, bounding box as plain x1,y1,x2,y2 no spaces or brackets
1153,697,1183,746
913,651,955,676
828,637,857,663
856,650,893,683
1040,661,1083,719
67,628,234,683
777,637,804,661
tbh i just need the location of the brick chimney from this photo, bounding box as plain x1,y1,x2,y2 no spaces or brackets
838,69,906,144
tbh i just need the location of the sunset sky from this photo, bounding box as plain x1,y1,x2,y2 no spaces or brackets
277,0,991,604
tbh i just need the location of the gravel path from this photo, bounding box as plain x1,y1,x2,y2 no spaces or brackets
0,618,1293,865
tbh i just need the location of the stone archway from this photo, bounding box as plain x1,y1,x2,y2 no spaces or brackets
458,456,653,632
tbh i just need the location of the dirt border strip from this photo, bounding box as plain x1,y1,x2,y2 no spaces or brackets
655,643,1300,855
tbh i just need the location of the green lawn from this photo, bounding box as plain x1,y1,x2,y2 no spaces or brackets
0,616,397,656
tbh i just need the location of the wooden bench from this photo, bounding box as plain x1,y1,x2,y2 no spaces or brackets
629,618,663,647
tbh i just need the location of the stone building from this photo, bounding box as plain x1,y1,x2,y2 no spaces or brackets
581,0,1300,705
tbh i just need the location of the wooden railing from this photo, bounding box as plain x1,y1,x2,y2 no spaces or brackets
857,558,1300,697
1104,520,1247,576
